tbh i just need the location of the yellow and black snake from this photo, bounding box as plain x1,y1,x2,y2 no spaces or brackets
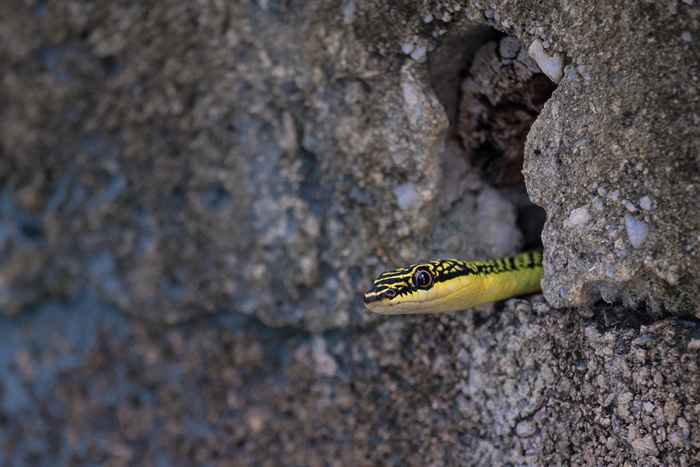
364,251,543,314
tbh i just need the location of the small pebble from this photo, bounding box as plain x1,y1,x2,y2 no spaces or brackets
528,38,563,82
639,195,652,210
410,45,427,62
631,434,659,456
622,200,637,212
515,420,537,437
393,183,420,210
625,214,648,248
592,197,604,211
564,65,579,81
342,0,355,23
401,42,415,55
566,206,591,227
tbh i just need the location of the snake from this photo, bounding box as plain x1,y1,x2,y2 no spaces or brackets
363,251,543,314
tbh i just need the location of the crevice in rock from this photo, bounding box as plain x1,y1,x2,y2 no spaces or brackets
589,301,661,332
428,28,556,251
587,300,700,332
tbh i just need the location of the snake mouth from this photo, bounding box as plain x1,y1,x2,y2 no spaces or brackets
363,291,438,314
364,299,433,315
362,292,384,304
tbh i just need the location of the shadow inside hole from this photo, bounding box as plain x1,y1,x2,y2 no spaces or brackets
428,25,554,250
499,184,546,250
428,24,501,126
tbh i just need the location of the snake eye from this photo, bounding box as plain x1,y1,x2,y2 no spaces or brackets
413,269,433,289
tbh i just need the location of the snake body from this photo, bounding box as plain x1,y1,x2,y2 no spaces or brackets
363,251,543,314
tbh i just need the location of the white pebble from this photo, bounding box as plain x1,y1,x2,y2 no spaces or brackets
423,14,433,23
342,0,355,23
625,214,648,248
623,200,637,212
393,183,420,210
566,207,591,227
688,338,700,351
516,420,536,437
639,196,652,210
401,42,415,55
608,190,620,201
528,38,563,82
410,45,427,62
564,65,579,81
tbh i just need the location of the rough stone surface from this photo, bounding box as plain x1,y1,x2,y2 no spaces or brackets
354,298,700,465
1,0,450,330
519,1,700,315
0,0,698,466
0,300,357,466
1,298,697,465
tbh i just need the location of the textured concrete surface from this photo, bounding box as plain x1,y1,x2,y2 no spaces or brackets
353,298,699,465
517,1,700,315
1,0,450,330
1,298,697,465
0,0,698,465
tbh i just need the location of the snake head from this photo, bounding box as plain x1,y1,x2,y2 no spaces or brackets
363,263,437,314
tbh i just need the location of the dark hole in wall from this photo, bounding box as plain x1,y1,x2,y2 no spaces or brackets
428,26,555,250
428,25,501,125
